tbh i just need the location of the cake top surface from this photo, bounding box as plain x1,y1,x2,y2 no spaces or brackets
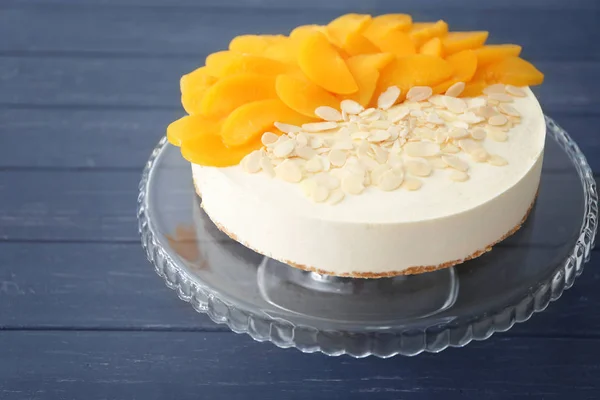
195,87,545,224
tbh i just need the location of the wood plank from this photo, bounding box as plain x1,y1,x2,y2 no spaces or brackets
0,240,599,334
0,242,218,329
1,110,598,171
0,57,599,114
1,7,598,60
0,169,587,242
1,332,599,400
5,0,600,10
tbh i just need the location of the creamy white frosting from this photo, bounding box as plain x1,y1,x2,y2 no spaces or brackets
192,88,545,276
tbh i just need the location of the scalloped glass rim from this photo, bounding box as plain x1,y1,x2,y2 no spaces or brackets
138,116,598,358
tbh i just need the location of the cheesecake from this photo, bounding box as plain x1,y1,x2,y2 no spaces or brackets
167,13,545,277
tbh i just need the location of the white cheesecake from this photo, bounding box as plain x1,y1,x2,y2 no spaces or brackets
191,86,545,277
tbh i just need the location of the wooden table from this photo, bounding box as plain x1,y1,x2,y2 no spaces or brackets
2,0,600,398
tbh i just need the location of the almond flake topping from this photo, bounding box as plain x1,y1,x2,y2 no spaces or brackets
315,106,343,122
377,86,401,110
445,82,465,98
244,84,525,203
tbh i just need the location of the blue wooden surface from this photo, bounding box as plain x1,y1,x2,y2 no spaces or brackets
1,0,600,398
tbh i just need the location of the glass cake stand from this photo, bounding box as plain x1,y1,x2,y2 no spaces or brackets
138,116,598,357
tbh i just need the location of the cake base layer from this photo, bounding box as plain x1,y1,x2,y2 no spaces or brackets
195,177,538,277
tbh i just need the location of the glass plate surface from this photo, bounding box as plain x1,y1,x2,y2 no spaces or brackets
138,116,598,357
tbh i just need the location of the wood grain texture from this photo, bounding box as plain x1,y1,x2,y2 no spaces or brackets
1,331,599,400
5,0,600,10
1,7,598,60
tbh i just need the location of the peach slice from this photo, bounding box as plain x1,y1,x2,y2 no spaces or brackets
363,14,412,42
345,58,380,107
221,99,314,146
377,55,454,100
473,44,522,66
228,35,271,55
275,74,340,117
409,20,449,48
180,66,218,114
181,133,262,167
460,80,487,97
326,13,372,48
346,52,395,72
432,50,478,94
200,73,277,117
207,52,291,77
476,56,544,86
442,31,488,55
297,31,358,94
369,30,416,57
340,31,380,56
420,37,443,57
263,37,299,65
166,114,222,147
290,24,327,41
205,51,240,76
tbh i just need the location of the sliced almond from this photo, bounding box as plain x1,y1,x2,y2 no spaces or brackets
260,157,275,177
309,137,324,149
302,121,338,132
441,143,460,154
442,154,469,172
315,106,342,122
448,127,469,139
488,154,509,166
295,132,308,147
404,141,440,157
445,81,465,98
405,158,432,177
487,92,513,102
274,122,301,134
377,86,401,110
305,156,323,172
470,127,487,140
261,131,279,146
458,111,485,124
483,83,506,95
488,128,508,142
428,95,445,107
470,148,490,163
328,149,347,167
300,179,318,198
437,109,457,122
429,156,448,169
368,130,391,143
327,189,345,205
449,170,469,182
406,86,433,102
402,178,422,191
296,146,317,160
443,96,468,114
377,169,404,191
370,164,391,185
506,85,527,97
273,139,296,158
311,185,329,203
474,105,498,118
275,160,303,183
458,138,482,154
488,114,508,126
340,99,364,115
241,150,262,173
341,174,365,195
498,103,520,117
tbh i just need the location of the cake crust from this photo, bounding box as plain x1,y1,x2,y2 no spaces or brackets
195,179,537,278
